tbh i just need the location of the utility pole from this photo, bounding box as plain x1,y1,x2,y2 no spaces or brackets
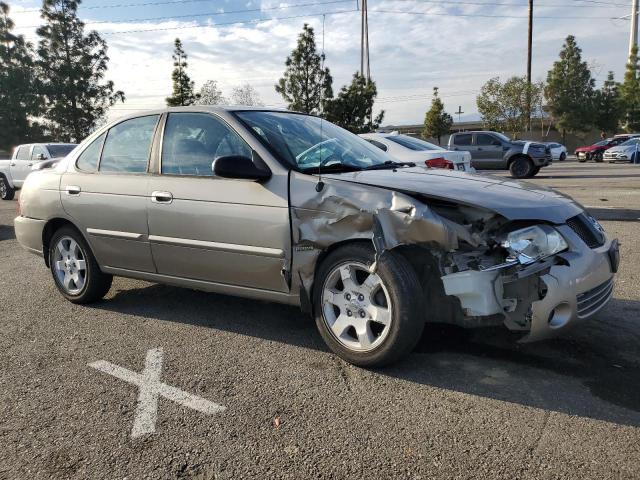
526,0,533,132
360,0,370,82
630,0,639,60
455,106,464,131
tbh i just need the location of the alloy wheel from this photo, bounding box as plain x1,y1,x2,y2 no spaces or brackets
0,178,6,198
53,236,87,295
321,261,393,352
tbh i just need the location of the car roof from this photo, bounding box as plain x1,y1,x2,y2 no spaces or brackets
104,105,296,126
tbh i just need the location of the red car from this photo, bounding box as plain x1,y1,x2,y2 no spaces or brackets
575,137,627,162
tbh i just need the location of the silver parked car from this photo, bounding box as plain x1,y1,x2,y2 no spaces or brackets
15,107,620,366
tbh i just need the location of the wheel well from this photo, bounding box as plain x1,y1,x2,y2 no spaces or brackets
507,153,531,166
42,218,81,267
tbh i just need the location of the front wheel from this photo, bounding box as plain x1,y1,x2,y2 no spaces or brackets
313,243,425,367
595,151,604,163
559,152,566,161
509,156,535,179
0,176,15,200
49,226,112,304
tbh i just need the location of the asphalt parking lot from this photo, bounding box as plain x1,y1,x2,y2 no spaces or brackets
0,160,639,479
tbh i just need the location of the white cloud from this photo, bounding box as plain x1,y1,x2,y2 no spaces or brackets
7,0,632,125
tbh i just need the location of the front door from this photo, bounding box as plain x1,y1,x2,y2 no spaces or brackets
61,115,160,272
474,133,504,168
147,112,290,293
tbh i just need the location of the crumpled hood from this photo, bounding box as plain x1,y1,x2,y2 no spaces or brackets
324,168,584,224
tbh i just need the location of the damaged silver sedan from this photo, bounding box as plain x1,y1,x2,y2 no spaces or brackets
15,107,620,366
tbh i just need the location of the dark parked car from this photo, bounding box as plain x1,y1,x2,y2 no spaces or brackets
447,131,551,179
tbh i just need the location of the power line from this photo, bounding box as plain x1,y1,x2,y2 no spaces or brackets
371,8,620,19
14,0,354,29
392,0,628,8
11,0,629,14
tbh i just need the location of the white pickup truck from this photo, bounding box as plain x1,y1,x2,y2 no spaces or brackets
0,143,77,200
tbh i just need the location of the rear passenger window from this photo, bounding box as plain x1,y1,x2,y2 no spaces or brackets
15,146,30,160
161,113,251,176
99,115,159,173
76,133,106,172
454,134,472,146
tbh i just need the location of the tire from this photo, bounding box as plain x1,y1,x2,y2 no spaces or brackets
509,156,535,179
313,243,425,367
559,152,566,162
48,226,112,304
595,151,604,163
0,175,15,200
530,166,541,177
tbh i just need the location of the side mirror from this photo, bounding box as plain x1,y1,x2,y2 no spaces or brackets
37,153,46,160
212,154,271,181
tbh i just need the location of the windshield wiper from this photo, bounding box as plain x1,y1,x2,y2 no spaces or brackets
300,163,362,174
362,161,416,170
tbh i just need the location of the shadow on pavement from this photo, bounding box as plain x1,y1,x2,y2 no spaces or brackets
585,207,640,222
93,283,640,427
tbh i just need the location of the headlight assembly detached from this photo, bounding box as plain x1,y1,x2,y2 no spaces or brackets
502,225,568,265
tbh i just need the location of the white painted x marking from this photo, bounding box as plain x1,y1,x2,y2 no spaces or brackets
89,347,226,438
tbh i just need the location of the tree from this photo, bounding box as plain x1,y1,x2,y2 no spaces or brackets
36,0,124,142
231,83,263,106
324,73,384,134
166,38,198,107
476,76,543,137
619,47,640,133
422,87,452,144
545,35,595,140
197,80,227,105
594,71,622,135
0,2,42,151
275,23,332,114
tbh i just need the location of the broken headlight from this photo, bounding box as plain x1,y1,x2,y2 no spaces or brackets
501,225,568,265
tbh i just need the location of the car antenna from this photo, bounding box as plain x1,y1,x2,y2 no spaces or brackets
316,14,326,193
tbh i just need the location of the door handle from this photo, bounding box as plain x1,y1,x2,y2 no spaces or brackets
27,163,33,167
10,162,16,166
151,191,173,204
477,148,483,151
65,185,81,195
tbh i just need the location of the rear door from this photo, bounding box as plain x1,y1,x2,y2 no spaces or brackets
474,133,503,168
450,133,476,165
61,115,160,272
147,111,290,292
10,145,33,187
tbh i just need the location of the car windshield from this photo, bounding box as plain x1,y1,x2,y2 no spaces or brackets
47,144,77,157
383,135,441,151
620,138,640,146
235,111,395,172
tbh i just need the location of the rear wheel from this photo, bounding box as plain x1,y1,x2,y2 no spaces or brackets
595,151,604,163
530,166,541,177
313,243,425,367
0,175,15,200
49,226,112,303
509,156,535,179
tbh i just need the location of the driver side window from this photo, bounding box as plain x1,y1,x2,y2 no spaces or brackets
161,113,251,176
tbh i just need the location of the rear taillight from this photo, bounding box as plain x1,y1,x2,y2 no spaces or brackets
425,157,453,169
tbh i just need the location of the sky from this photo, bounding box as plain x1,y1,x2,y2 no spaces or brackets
4,0,635,126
